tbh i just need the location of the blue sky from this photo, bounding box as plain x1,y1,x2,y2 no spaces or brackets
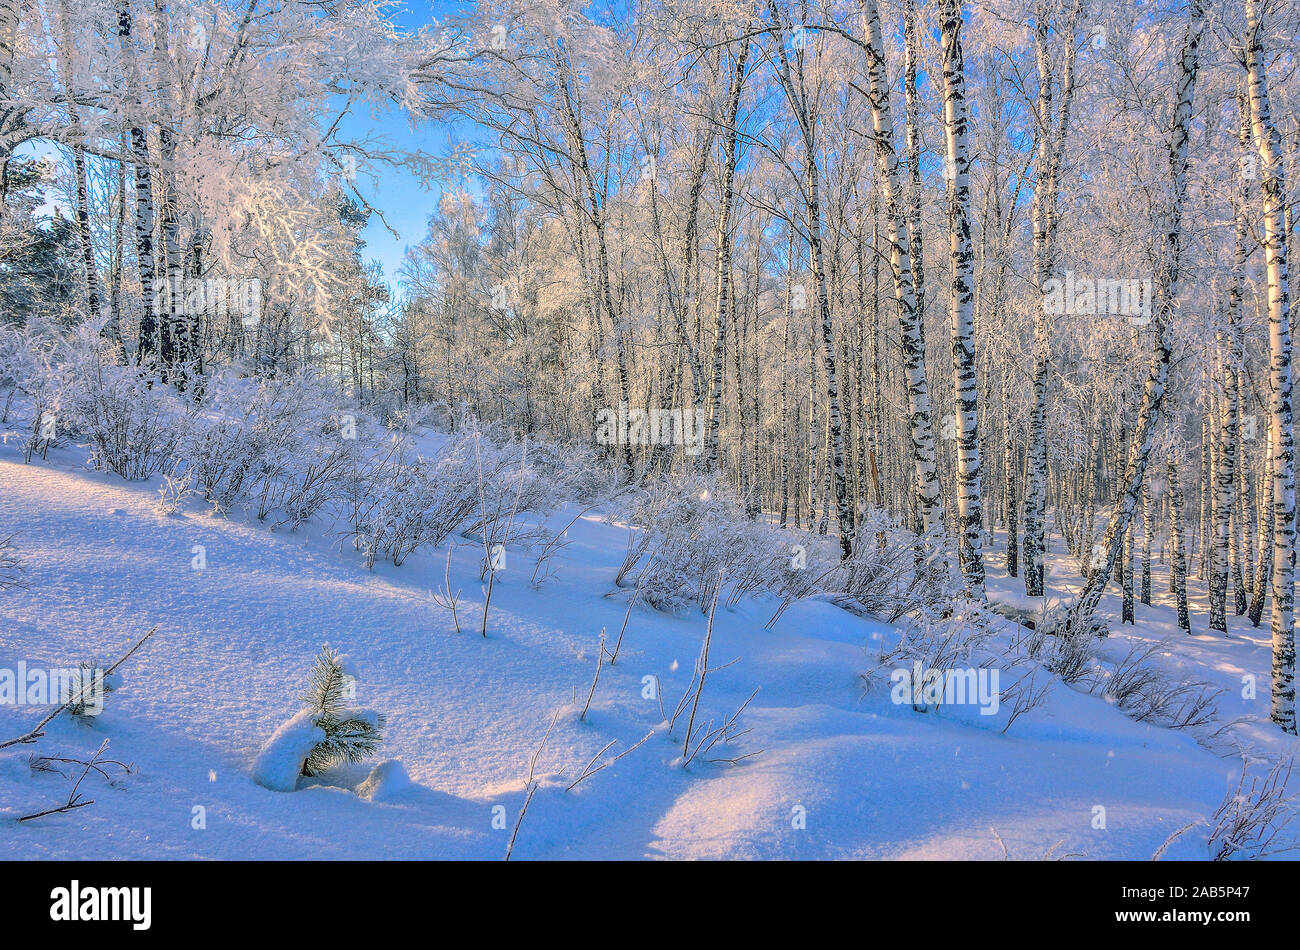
340,105,447,298
342,0,464,297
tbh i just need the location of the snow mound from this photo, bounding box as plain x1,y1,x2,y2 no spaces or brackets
252,709,324,792
357,760,413,802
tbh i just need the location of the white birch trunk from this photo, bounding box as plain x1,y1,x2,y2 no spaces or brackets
1245,0,1296,732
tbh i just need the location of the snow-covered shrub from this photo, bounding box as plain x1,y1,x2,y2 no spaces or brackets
71,360,181,480
620,473,773,612
1025,601,1095,685
1095,641,1222,729
0,320,182,477
340,425,560,569
178,372,340,514
462,429,561,562
154,464,196,516
380,400,442,434
834,516,951,622
1044,626,1094,685
258,439,354,530
867,601,999,713
252,645,385,792
1038,599,1109,642
616,473,948,619
864,598,1054,731
0,327,20,423
180,416,259,512
340,435,443,568
760,514,951,628
724,532,806,607
1209,756,1299,860
0,320,71,463
427,429,511,545
526,438,617,504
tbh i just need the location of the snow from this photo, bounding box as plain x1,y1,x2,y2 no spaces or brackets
357,761,414,803
251,710,326,793
0,438,1294,859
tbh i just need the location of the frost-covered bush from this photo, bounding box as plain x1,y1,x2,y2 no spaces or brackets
72,361,181,480
0,328,20,423
1095,641,1222,729
379,399,442,433
181,417,260,512
0,320,182,477
1027,602,1096,685
1,322,609,580
757,514,951,627
865,599,1053,731
526,438,617,504
178,371,341,514
620,474,774,612
341,435,442,568
340,424,560,569
833,516,951,622
461,428,565,555
618,474,950,618
1209,756,1300,860
867,602,1000,712
154,464,196,515
0,320,73,463
258,439,354,530
1036,596,1110,642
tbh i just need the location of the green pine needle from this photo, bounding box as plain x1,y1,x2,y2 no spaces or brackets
298,645,385,776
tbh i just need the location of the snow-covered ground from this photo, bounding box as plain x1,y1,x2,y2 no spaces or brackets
0,438,1294,860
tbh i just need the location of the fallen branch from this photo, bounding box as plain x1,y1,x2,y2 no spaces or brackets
18,739,131,823
505,705,564,861
0,625,158,751
579,629,606,723
566,728,656,791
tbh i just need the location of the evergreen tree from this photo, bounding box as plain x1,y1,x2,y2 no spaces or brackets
300,645,385,776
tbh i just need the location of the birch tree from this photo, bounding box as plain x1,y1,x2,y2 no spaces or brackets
856,0,941,534
1067,0,1207,630
1243,0,1295,732
940,0,984,595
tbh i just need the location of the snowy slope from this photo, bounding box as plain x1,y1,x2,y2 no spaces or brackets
0,442,1292,860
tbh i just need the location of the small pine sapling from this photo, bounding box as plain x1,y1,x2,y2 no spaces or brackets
299,645,385,776
67,662,117,721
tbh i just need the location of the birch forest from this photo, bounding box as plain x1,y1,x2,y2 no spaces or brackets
4,0,1300,867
